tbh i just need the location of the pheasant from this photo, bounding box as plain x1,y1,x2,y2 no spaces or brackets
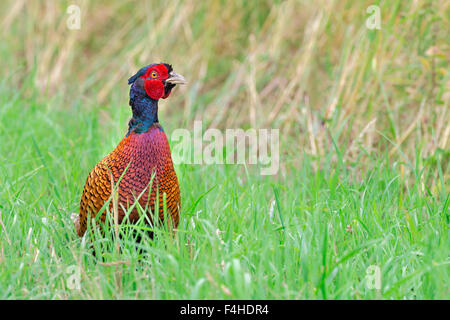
74,63,186,237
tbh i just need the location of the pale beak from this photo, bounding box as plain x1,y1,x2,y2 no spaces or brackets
166,71,187,84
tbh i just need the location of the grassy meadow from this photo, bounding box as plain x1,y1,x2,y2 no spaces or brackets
0,0,448,299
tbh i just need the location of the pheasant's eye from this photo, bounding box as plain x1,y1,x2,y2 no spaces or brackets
150,71,158,79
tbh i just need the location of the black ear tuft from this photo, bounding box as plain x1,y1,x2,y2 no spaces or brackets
128,66,149,85
128,64,157,85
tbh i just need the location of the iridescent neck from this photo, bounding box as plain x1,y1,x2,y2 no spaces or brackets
127,86,158,135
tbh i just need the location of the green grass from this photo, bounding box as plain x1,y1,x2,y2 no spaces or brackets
0,82,448,299
0,0,448,299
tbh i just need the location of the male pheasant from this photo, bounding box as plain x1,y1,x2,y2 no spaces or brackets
74,63,186,237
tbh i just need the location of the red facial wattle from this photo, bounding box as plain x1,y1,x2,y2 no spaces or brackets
144,79,165,100
140,64,170,100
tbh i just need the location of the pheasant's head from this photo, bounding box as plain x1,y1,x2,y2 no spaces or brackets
128,63,186,100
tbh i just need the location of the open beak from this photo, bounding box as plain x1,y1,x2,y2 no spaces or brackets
166,71,187,85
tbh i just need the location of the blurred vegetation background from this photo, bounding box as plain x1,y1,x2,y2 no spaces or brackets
0,0,449,300
0,0,448,184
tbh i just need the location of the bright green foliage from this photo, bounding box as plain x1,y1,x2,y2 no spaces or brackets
0,0,448,299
